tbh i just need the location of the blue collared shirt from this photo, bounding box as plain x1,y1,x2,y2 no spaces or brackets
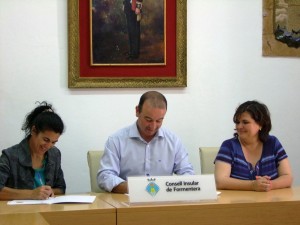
97,122,194,192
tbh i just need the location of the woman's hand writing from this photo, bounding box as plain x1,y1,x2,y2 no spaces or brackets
32,185,54,199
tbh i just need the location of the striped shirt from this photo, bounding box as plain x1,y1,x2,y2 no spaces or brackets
214,135,288,180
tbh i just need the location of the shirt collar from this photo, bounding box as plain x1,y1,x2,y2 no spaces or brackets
129,122,164,140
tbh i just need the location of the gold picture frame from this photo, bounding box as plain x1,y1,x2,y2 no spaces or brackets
68,0,187,88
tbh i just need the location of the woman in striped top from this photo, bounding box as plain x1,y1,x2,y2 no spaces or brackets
214,100,293,192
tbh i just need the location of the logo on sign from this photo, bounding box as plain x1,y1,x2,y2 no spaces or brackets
145,178,160,197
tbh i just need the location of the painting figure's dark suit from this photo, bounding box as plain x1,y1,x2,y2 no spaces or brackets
123,0,143,59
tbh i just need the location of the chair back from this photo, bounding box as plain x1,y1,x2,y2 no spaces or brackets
87,150,105,192
199,147,219,174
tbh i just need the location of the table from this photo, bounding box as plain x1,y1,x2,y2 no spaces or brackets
0,213,49,225
99,186,300,225
0,194,116,225
2,188,300,225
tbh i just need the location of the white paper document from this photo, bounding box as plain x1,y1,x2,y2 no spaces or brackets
7,195,96,205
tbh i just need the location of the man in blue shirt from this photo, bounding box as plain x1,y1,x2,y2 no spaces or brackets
97,91,194,193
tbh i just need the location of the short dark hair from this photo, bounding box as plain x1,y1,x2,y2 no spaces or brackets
233,100,271,142
138,91,167,112
22,101,65,137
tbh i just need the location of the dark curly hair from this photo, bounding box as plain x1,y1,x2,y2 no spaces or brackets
22,101,64,137
233,100,272,142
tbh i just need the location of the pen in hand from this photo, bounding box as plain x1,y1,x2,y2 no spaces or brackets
37,172,44,186
38,173,53,198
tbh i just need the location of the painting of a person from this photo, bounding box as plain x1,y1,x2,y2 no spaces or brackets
123,0,143,60
92,0,164,64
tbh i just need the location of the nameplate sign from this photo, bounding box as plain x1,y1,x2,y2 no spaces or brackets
128,175,217,203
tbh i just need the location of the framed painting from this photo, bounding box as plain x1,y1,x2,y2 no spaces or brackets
263,0,300,57
68,0,187,88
